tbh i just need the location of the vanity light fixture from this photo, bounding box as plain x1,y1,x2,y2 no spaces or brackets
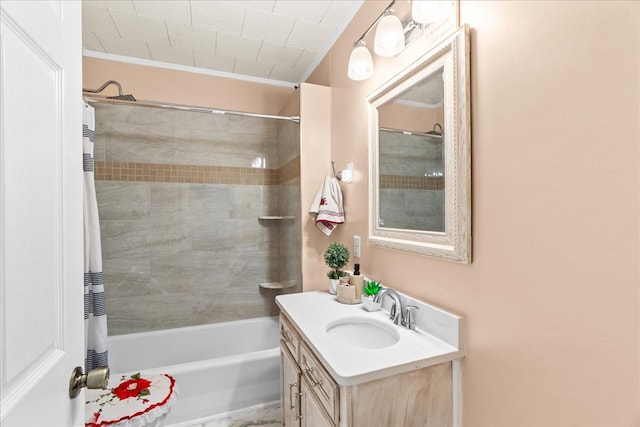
374,9,405,57
412,0,448,24
347,0,439,81
347,40,374,80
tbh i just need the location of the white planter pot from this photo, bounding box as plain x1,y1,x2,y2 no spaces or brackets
329,279,339,295
361,295,381,311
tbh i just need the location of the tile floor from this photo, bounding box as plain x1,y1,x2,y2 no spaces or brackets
191,402,281,427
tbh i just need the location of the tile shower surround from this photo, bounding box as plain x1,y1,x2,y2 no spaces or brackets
93,104,300,335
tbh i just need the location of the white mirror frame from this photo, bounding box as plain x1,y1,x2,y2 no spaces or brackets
367,25,471,263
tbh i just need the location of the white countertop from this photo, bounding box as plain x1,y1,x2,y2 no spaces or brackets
276,291,464,386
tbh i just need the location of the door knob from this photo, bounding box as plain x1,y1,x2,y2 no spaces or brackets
69,366,110,398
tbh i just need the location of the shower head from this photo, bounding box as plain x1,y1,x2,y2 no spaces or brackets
83,80,137,102
426,123,443,137
107,93,137,102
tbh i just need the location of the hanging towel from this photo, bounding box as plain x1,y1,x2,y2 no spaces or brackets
309,176,345,236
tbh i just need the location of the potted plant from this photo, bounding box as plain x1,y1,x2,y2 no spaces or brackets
361,280,382,311
324,242,349,294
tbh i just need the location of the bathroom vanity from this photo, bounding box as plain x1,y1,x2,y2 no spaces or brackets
276,291,464,427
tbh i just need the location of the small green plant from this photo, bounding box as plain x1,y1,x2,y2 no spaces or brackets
324,242,350,280
362,280,382,296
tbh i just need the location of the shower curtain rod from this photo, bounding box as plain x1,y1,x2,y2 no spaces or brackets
380,126,432,137
83,94,301,124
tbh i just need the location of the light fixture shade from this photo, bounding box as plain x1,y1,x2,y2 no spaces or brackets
374,12,405,57
412,0,448,24
347,42,374,81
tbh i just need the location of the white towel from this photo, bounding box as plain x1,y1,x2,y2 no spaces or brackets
309,176,345,236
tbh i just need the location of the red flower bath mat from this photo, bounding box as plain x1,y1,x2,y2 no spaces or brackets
85,372,177,427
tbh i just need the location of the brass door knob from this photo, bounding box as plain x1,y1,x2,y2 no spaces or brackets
69,366,109,398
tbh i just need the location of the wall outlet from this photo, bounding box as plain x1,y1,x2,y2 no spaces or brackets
353,235,361,258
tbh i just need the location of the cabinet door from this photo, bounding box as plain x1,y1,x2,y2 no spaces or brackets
282,344,301,427
299,343,339,423
300,377,334,427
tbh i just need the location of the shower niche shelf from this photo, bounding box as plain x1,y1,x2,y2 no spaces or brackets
260,281,297,290
258,216,296,220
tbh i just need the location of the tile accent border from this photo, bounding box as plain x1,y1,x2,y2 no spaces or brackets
95,156,300,186
380,174,444,190
278,156,300,184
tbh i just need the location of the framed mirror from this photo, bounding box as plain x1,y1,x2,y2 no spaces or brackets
367,25,471,263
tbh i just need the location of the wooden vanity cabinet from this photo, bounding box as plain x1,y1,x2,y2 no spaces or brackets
281,315,302,426
281,314,335,427
283,344,333,427
279,313,453,427
281,343,301,426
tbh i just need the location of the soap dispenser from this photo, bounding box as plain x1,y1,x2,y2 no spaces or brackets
349,263,363,299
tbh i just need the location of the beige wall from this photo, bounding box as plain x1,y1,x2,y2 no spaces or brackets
83,57,295,115
305,0,639,425
299,83,333,288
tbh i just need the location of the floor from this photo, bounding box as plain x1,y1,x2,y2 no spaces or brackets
192,402,281,427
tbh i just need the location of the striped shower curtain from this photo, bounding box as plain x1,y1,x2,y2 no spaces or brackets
83,102,108,371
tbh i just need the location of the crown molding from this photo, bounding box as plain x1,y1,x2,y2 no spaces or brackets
82,49,296,89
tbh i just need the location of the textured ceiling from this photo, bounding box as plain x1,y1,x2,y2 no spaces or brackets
82,0,363,86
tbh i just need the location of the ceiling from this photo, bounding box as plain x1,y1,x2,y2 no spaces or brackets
82,0,363,87
396,68,444,108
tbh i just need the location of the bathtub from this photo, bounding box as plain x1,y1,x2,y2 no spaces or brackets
107,316,281,426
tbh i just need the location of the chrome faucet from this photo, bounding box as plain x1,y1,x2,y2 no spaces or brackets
374,288,419,329
374,288,405,326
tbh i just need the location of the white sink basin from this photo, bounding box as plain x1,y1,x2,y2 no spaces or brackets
325,317,400,349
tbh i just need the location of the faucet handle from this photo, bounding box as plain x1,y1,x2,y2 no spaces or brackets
404,305,418,330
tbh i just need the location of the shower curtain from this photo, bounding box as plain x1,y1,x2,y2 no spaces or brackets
83,102,108,371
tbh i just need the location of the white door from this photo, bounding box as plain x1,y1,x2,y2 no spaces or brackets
1,1,85,426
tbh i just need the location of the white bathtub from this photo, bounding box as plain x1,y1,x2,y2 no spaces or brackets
107,316,281,426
